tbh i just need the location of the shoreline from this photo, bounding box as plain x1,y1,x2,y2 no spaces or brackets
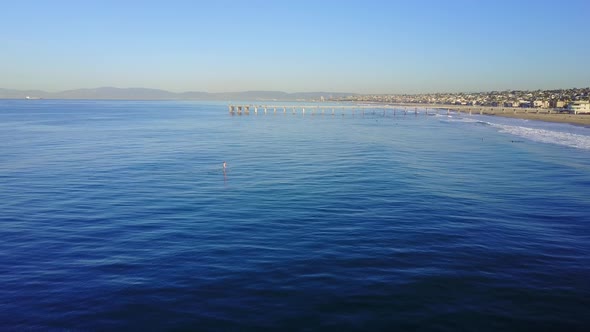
475,112,590,127
382,103,590,127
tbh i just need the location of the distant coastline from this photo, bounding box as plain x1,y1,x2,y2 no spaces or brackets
3,86,589,127
0,87,353,102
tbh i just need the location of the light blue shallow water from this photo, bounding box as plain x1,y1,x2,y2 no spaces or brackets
0,100,589,331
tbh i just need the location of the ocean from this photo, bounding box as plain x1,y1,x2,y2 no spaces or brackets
1,100,589,331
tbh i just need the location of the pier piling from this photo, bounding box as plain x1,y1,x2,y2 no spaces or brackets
226,104,469,119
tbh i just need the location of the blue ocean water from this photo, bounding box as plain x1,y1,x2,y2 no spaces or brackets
0,100,589,331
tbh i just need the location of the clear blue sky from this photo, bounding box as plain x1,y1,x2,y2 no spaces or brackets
1,0,588,94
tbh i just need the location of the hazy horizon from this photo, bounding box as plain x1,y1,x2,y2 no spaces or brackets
2,0,589,94
2,85,590,96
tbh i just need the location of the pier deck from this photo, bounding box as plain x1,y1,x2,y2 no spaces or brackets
228,104,565,116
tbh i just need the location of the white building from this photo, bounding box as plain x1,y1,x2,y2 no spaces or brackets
568,101,590,114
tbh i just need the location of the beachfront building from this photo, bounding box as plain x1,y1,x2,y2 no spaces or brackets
518,100,532,108
556,101,568,108
567,101,590,114
534,100,550,108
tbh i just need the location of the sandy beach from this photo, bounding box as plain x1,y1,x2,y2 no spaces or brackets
414,104,590,127
479,111,590,127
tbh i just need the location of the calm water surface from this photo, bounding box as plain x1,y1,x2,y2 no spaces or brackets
0,100,589,331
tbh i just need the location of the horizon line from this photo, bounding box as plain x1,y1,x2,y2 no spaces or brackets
2,86,590,96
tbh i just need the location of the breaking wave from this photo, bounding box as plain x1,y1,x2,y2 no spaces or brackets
492,123,590,150
446,114,590,150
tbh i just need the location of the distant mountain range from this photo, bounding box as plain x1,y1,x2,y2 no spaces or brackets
0,87,355,101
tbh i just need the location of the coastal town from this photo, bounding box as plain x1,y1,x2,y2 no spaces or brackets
334,87,590,113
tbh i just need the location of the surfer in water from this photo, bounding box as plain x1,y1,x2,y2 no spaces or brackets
222,161,227,184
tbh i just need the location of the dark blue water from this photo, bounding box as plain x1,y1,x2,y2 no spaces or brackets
1,100,589,331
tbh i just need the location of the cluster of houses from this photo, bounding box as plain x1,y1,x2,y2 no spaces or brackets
336,88,590,114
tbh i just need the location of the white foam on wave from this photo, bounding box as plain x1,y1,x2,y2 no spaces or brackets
442,115,590,150
491,123,590,150
446,116,492,126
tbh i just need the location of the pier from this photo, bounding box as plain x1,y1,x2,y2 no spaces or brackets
228,104,443,116
228,104,566,117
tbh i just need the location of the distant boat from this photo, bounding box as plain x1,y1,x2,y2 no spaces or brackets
25,96,41,100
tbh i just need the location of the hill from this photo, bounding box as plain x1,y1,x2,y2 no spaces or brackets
0,87,355,101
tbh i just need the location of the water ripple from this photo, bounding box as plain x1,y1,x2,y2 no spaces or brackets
1,101,589,330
